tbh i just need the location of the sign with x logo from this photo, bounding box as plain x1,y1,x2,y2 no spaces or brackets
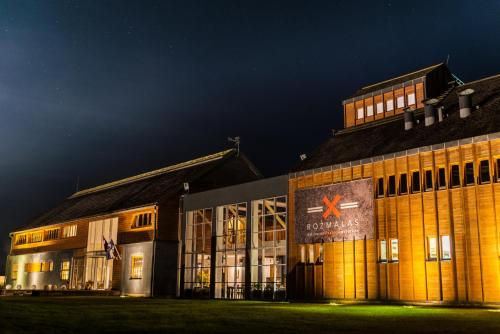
322,194,341,219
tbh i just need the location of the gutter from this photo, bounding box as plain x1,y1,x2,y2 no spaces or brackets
150,204,158,297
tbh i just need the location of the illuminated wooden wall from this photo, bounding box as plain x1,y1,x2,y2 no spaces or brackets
288,137,500,303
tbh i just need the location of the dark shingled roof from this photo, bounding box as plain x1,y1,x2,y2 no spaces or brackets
347,63,444,99
294,73,500,172
17,149,260,231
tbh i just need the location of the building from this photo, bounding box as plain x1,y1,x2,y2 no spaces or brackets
4,149,261,296
180,175,288,300
288,64,500,304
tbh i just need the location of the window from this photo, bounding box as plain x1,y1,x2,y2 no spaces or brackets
388,175,396,196
407,93,416,105
438,167,446,190
318,244,324,263
391,239,399,261
133,213,152,228
308,245,315,264
464,162,475,186
428,237,437,260
366,105,374,116
451,164,461,188
441,235,451,260
376,102,384,114
357,107,364,119
496,158,500,182
41,260,54,272
377,177,384,198
379,240,387,262
30,232,43,243
44,228,60,241
62,225,77,238
130,255,143,279
424,170,433,192
11,263,18,280
15,234,27,245
399,173,408,195
397,96,405,108
479,160,490,184
386,99,394,111
60,260,70,280
412,171,421,193
300,245,306,263
25,262,41,273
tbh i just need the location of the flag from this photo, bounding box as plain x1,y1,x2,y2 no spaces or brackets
109,239,122,260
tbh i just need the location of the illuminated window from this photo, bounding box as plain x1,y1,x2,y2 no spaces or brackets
407,93,416,105
379,240,387,262
133,213,152,228
386,99,394,112
60,260,70,280
15,234,27,245
62,225,77,238
399,173,408,195
366,105,374,116
424,170,433,192
357,107,364,119
441,235,451,260
11,263,18,280
130,255,143,279
450,164,461,188
41,260,53,272
300,245,306,263
412,171,421,193
318,244,324,263
387,175,396,196
376,102,384,114
30,232,43,243
479,160,490,184
25,262,41,273
464,162,475,186
496,158,500,182
438,167,446,190
44,228,60,241
428,237,437,260
391,239,399,261
397,96,405,108
377,177,384,198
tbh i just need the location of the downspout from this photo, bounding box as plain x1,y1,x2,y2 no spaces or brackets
150,204,158,297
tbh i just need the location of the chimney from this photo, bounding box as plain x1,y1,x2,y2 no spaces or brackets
404,107,414,130
458,88,475,118
424,98,439,126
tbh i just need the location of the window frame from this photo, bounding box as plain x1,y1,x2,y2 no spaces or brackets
379,240,387,262
479,159,490,184
437,167,447,190
357,107,364,119
130,254,144,279
441,235,452,260
377,177,384,198
386,99,394,112
464,161,475,186
376,102,384,114
366,104,374,117
399,173,408,195
411,171,421,193
424,170,433,192
427,236,437,261
390,239,399,262
387,175,396,197
407,93,416,106
450,164,461,188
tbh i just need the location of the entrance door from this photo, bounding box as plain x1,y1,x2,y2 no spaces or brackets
85,256,112,290
70,257,85,289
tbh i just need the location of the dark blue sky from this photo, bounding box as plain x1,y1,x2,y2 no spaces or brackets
0,1,499,271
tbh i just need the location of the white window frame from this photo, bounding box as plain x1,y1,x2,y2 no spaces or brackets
376,102,384,114
386,99,394,112
407,93,416,105
428,236,437,260
441,235,451,260
357,107,364,119
366,105,374,117
397,96,405,108
390,239,399,261
380,240,387,262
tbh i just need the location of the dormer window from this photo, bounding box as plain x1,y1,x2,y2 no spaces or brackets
133,213,152,228
386,99,394,112
407,93,416,105
366,105,374,117
376,102,384,114
357,107,364,119
397,96,405,108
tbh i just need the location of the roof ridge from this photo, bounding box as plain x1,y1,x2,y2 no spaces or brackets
70,149,235,198
462,72,500,87
360,63,443,90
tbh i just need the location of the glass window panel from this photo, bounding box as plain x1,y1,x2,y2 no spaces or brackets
397,96,405,108
441,235,451,260
428,237,437,260
399,173,408,195
276,197,287,213
366,105,374,116
380,240,387,261
438,168,447,189
412,171,421,193
425,170,433,191
386,99,394,111
451,164,461,187
376,102,384,114
388,175,396,196
465,162,475,185
391,239,399,261
480,160,490,184
407,93,416,105
357,107,364,119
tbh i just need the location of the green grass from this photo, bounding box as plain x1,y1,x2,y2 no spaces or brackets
1,297,500,333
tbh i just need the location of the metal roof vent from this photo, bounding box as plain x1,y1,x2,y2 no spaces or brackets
404,107,414,131
458,88,475,118
424,98,439,126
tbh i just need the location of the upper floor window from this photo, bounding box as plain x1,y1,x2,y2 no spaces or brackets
437,167,446,190
44,228,60,241
15,234,27,245
377,177,384,198
379,240,387,262
441,235,451,260
464,162,475,186
366,105,374,117
357,107,364,119
412,171,421,193
427,236,437,260
30,231,43,243
62,225,77,238
399,173,408,195
376,102,384,114
397,96,405,108
424,170,433,192
407,93,416,105
387,175,396,196
133,213,152,228
496,158,500,182
391,239,399,261
130,255,144,279
479,160,490,184
450,164,461,188
386,99,394,112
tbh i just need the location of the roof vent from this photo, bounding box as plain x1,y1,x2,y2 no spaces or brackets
299,154,307,161
404,107,414,131
458,88,475,118
424,98,439,126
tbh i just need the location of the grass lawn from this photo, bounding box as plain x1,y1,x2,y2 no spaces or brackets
1,297,500,333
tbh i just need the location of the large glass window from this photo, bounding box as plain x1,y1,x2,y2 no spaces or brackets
387,175,396,196
464,162,475,186
441,235,451,260
479,160,490,184
130,255,143,279
251,196,287,300
399,173,408,195
215,203,246,299
438,167,447,190
451,164,461,188
184,208,212,297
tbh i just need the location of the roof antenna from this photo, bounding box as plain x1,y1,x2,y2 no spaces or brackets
75,176,80,193
227,136,240,156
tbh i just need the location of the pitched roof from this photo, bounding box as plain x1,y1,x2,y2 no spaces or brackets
16,149,254,231
294,73,500,172
346,63,445,100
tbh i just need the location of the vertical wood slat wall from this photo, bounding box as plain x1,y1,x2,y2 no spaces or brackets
288,138,500,303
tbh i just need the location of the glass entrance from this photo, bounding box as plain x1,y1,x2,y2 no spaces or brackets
85,256,113,290
70,257,85,289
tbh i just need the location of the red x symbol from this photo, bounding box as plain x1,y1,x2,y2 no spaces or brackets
323,194,342,219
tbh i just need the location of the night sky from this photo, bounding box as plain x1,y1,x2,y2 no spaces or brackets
1,1,499,272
